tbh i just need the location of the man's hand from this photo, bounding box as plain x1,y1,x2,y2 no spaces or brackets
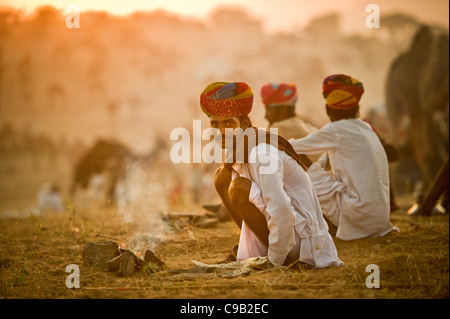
214,165,233,195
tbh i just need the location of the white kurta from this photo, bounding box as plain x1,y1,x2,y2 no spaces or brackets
289,118,398,241
268,117,322,162
231,142,344,268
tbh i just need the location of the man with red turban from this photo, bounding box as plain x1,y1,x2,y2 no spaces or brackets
289,74,398,241
200,81,343,268
260,82,321,162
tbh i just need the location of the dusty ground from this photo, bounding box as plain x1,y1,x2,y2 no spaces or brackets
0,152,448,299
0,199,448,299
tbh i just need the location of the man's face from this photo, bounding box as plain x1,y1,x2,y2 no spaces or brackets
264,105,293,125
264,106,279,124
209,115,241,149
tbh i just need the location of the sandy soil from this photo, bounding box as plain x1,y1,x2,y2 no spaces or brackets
0,152,448,300
0,199,448,300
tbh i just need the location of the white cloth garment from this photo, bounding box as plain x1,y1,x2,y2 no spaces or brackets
269,117,322,162
231,143,344,268
289,118,398,241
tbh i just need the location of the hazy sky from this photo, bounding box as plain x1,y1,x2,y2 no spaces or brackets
1,0,449,32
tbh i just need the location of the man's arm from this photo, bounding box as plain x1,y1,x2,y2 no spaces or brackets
289,123,339,155
214,165,243,228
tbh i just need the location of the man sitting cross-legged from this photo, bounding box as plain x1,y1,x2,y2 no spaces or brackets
289,74,399,241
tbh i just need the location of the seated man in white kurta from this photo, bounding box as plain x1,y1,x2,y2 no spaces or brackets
199,81,343,268
289,74,399,241
260,82,322,163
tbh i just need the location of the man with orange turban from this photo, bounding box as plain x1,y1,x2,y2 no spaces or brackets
200,81,343,268
289,74,398,241
260,82,321,162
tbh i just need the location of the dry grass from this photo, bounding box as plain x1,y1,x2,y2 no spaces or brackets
0,201,448,299
0,152,448,299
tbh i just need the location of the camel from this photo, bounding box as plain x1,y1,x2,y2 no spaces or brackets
385,25,449,213
70,137,169,206
70,139,134,205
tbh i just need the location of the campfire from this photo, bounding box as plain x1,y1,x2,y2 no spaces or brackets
82,241,165,277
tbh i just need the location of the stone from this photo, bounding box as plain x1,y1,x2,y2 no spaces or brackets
133,254,149,270
81,244,166,277
202,204,231,222
105,249,165,276
82,241,120,269
105,253,123,272
118,251,137,277
144,250,165,267
197,215,218,228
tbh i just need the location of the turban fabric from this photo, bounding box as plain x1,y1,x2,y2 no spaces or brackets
260,82,298,107
322,74,364,110
200,82,253,117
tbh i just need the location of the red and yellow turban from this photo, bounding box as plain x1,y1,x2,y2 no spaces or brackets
260,82,298,107
322,74,364,110
200,82,253,117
